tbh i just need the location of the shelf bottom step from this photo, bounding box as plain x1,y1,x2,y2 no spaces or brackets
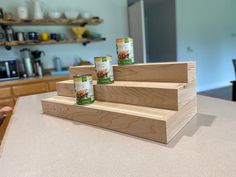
42,96,197,144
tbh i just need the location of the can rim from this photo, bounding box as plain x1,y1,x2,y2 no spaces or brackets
73,74,92,78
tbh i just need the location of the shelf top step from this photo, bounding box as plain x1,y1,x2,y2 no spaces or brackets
43,96,177,121
70,62,196,83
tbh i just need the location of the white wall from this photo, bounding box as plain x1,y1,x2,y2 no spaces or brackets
176,0,236,91
0,0,128,68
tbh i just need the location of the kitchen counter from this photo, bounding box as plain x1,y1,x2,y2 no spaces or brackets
0,75,69,87
0,93,236,177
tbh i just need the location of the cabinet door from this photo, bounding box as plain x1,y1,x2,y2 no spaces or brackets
0,87,12,99
48,81,58,91
0,111,12,143
0,98,15,107
12,83,48,97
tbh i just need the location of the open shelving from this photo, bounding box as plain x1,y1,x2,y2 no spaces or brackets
0,38,106,46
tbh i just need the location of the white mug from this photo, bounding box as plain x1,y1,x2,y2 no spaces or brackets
17,7,28,19
81,12,91,19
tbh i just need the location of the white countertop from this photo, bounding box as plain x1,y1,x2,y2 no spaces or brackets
0,93,236,177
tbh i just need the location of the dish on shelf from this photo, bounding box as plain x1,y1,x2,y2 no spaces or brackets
48,11,62,19
64,11,80,19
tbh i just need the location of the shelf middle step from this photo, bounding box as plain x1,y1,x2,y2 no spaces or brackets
57,80,196,110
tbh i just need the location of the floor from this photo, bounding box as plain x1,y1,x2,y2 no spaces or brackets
199,86,232,101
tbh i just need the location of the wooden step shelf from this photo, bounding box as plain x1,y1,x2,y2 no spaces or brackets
0,38,106,47
70,62,196,83
0,18,103,26
57,80,196,110
42,62,197,144
42,96,197,144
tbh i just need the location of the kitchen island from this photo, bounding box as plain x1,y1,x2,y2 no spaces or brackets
0,93,236,177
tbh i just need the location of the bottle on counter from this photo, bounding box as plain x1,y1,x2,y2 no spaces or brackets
0,8,4,19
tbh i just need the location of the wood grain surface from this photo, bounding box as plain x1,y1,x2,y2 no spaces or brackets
0,38,106,47
42,96,197,143
0,18,103,26
57,80,196,110
69,62,196,83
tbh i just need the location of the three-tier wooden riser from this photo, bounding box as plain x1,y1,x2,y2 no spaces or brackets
42,62,197,144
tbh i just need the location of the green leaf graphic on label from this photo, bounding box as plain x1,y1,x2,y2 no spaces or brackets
82,76,87,82
77,98,93,105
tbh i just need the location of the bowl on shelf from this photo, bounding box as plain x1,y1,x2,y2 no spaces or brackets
48,11,62,19
64,11,79,19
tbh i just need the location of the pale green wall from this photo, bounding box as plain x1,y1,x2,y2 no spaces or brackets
176,0,236,91
0,0,128,68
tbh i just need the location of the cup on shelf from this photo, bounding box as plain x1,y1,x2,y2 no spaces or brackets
28,32,38,40
17,6,28,19
57,33,65,41
81,12,91,19
41,33,50,41
16,32,24,41
50,33,57,40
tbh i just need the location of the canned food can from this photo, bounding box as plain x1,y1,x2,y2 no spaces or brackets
94,56,114,84
73,74,94,105
116,37,134,65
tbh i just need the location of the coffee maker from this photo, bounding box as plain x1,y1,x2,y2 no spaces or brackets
20,48,35,77
31,50,45,77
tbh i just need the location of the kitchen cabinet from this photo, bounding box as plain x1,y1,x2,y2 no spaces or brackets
0,98,14,107
12,82,48,97
0,87,12,99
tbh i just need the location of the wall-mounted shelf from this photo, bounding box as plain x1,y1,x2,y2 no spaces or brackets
0,38,106,46
0,18,103,26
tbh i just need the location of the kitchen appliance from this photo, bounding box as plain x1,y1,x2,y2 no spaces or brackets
0,60,19,81
32,0,43,19
20,48,35,77
31,50,45,77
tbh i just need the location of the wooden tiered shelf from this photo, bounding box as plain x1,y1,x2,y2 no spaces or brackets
0,38,106,46
42,62,197,144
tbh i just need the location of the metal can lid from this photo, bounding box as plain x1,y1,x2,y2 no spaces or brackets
116,37,133,42
73,74,92,78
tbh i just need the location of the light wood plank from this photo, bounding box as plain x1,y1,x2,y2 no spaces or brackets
0,18,103,26
0,87,12,99
0,38,106,47
57,80,196,110
69,62,196,83
42,96,197,143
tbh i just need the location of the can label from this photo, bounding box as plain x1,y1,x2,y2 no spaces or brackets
94,56,114,84
116,37,134,65
73,75,94,105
